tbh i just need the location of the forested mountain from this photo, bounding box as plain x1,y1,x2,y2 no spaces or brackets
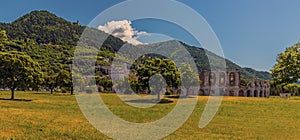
180,42,270,80
0,10,270,80
0,10,84,45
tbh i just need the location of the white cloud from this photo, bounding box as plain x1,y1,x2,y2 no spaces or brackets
98,20,147,45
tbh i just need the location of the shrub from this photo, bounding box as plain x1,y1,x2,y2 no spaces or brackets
61,88,68,93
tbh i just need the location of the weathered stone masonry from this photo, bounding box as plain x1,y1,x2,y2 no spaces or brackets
198,70,270,97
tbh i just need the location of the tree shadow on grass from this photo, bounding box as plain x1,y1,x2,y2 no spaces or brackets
164,95,196,99
31,92,72,96
0,98,32,102
125,98,173,104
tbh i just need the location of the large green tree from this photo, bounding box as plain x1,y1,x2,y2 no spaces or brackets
271,44,300,91
135,58,180,97
44,70,58,94
180,63,200,96
56,69,74,95
0,51,43,99
96,77,113,92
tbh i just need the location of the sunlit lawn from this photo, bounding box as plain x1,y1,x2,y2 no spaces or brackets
1,91,300,139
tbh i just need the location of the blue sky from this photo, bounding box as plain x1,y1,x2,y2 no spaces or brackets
0,0,300,71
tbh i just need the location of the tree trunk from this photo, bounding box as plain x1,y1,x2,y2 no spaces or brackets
281,85,285,93
71,86,74,95
50,88,53,94
11,88,15,100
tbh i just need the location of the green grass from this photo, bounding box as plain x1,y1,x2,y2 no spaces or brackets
1,91,300,139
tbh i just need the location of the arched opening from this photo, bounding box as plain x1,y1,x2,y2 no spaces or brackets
224,89,229,96
239,90,244,96
209,72,216,86
260,91,263,97
218,88,225,96
229,89,235,96
204,89,209,96
199,89,204,96
254,90,258,97
229,72,235,86
210,90,215,96
247,90,251,97
250,82,254,88
219,72,226,86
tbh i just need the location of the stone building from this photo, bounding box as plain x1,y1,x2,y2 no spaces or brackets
95,64,129,80
199,70,270,97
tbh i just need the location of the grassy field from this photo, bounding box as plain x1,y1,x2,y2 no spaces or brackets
1,91,300,139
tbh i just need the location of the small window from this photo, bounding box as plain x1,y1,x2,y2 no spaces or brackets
209,72,216,85
219,73,225,85
229,73,235,86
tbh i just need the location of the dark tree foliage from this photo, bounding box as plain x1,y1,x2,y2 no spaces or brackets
0,10,85,45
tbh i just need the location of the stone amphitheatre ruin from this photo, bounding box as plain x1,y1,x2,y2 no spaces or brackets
198,70,270,97
96,64,270,97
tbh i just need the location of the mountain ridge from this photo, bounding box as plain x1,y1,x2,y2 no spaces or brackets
0,10,270,80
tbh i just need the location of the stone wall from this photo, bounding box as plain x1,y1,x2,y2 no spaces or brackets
199,70,270,97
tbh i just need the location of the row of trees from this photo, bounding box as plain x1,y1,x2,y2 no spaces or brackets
0,51,74,100
0,51,200,100
0,30,80,99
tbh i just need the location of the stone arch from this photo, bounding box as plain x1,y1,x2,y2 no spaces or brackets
218,88,225,96
229,89,235,96
255,81,260,87
199,89,204,96
250,82,254,88
239,90,244,96
259,90,263,97
224,89,229,96
247,90,251,97
210,90,215,96
254,90,258,97
229,72,235,86
219,72,226,86
204,89,209,96
209,72,216,86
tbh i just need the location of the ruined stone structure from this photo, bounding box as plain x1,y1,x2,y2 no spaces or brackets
95,64,129,80
96,65,270,97
199,70,270,97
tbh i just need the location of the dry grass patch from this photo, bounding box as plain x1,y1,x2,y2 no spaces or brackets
1,92,300,139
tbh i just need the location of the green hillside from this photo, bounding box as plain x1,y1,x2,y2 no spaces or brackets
0,10,84,45
0,10,270,80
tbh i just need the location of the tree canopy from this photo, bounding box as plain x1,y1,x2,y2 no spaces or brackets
0,51,43,99
135,57,181,93
180,63,200,96
271,44,300,85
